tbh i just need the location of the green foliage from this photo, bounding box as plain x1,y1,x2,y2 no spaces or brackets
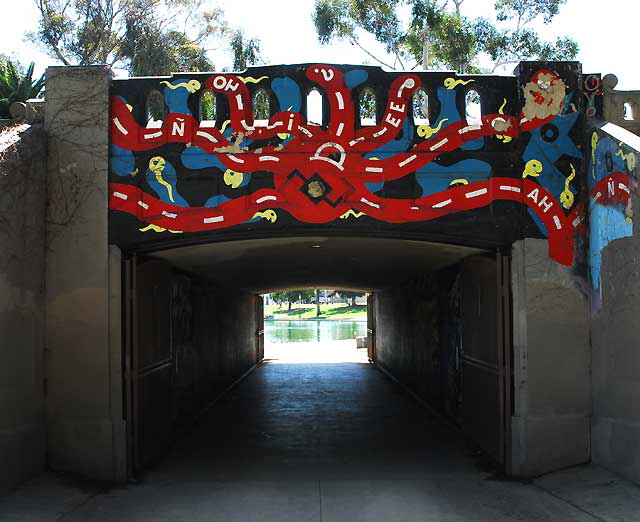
230,30,261,71
337,290,364,306
0,60,45,119
272,290,316,310
312,0,577,73
30,0,262,76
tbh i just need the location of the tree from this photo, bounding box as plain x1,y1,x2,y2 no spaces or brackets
315,289,321,317
312,0,577,73
29,0,263,76
337,290,364,306
271,290,315,311
0,60,45,119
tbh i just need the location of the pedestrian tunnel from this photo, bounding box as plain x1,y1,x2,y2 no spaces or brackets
123,235,513,476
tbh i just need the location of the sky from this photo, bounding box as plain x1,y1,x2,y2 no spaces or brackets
2,0,638,89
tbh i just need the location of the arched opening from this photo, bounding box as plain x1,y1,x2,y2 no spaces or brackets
200,90,217,127
253,89,271,125
624,102,634,121
146,90,164,128
306,88,324,127
359,87,377,126
413,88,430,126
465,89,482,123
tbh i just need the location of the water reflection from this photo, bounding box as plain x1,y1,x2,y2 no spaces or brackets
265,320,367,343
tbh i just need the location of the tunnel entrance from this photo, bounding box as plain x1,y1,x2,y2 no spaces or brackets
121,237,513,477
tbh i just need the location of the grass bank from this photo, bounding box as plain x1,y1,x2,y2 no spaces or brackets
265,302,367,321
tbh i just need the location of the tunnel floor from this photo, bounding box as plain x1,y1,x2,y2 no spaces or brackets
29,352,600,522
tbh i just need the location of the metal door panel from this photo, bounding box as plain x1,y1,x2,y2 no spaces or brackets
461,253,511,467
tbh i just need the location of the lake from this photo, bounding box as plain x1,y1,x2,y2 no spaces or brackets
265,320,367,344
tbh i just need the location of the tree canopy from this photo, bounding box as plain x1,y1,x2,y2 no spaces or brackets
30,0,263,76
312,0,578,73
272,290,316,310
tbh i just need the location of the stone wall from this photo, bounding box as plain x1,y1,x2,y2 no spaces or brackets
0,124,48,492
510,239,591,477
591,190,640,483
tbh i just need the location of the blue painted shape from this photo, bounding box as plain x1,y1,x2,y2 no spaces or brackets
365,118,415,159
589,201,632,288
110,144,135,177
163,80,192,115
591,135,627,188
272,77,301,112
366,182,385,192
182,146,228,171
436,87,483,150
364,118,414,193
145,159,189,206
181,146,252,189
345,69,368,89
522,106,581,235
205,194,231,207
415,159,492,197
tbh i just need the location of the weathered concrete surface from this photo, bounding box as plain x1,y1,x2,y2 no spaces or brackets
535,465,640,522
591,190,640,484
511,239,591,477
0,124,48,493
0,361,628,521
44,66,125,482
373,266,460,420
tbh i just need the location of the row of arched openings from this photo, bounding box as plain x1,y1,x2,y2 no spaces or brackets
145,87,484,127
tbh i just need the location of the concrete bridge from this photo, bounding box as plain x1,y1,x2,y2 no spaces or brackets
2,61,640,517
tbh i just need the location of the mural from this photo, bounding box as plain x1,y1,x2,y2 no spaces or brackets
588,129,638,289
109,63,587,266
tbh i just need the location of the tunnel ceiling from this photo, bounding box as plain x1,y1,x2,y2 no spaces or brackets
149,236,487,293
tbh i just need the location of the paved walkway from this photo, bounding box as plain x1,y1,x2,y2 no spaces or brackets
2,344,640,521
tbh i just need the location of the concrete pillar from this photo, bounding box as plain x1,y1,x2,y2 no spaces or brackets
510,238,591,477
591,189,640,484
44,66,125,481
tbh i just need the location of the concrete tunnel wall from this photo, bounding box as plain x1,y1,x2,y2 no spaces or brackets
166,263,259,431
373,243,592,478
374,265,463,424
0,125,48,493
591,188,640,484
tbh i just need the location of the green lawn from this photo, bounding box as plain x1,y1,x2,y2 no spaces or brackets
264,302,367,321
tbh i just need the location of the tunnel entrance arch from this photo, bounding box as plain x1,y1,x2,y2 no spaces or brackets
120,236,514,476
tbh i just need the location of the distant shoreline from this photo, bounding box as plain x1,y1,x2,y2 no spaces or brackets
264,318,367,323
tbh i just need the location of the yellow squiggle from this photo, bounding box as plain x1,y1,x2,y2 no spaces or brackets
239,76,268,84
252,209,277,222
220,120,231,133
160,79,201,93
444,78,474,90
523,159,543,178
417,118,448,139
139,224,183,234
560,164,576,209
616,148,636,171
149,156,174,203
340,209,366,219
495,98,512,143
449,179,469,186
